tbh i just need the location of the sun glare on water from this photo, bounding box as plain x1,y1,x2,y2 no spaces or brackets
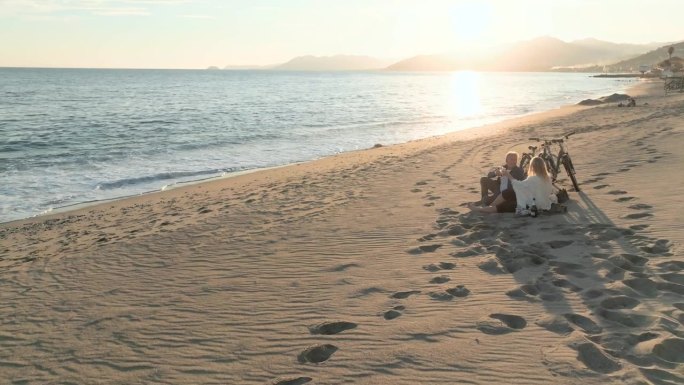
449,71,483,117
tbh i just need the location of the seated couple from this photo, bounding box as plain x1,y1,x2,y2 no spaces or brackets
472,152,556,214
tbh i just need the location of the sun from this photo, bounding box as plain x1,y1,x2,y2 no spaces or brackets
449,1,492,46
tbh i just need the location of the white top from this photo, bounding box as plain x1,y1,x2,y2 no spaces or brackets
500,176,509,191
511,175,557,211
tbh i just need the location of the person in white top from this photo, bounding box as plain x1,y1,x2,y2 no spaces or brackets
470,156,556,214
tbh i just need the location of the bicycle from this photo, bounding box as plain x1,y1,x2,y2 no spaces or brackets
518,144,539,175
528,132,580,192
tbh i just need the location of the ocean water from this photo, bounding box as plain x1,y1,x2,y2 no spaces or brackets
0,68,637,222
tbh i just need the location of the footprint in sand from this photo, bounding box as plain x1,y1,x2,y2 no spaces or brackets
593,184,609,189
600,296,640,310
607,254,646,273
476,314,527,335
582,289,605,300
328,263,360,272
308,321,357,335
549,261,584,275
574,342,621,373
623,212,653,219
640,239,672,255
444,224,466,236
445,285,470,297
595,308,655,328
506,283,541,301
418,233,437,241
640,368,684,384
478,258,507,275
619,253,649,267
657,281,684,296
408,244,443,254
430,275,451,284
608,190,628,195
564,313,602,334
428,291,454,301
422,262,456,272
628,203,653,210
384,305,405,320
614,196,636,202
437,208,460,216
535,315,574,335
391,290,421,299
653,338,684,363
622,278,660,298
551,278,582,292
297,344,338,364
272,377,313,385
452,248,479,257
660,273,684,285
657,261,684,272
419,244,442,252
546,240,574,249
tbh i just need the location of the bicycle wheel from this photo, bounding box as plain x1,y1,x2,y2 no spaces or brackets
543,155,559,181
563,156,580,192
519,154,531,177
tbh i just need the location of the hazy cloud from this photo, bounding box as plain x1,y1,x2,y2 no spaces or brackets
178,14,215,19
0,0,187,17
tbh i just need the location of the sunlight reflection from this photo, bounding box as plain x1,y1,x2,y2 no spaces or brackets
449,71,482,117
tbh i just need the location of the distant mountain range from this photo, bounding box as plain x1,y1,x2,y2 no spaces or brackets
387,37,667,71
221,55,391,71
215,37,680,72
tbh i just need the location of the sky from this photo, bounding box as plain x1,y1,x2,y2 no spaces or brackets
1,0,683,69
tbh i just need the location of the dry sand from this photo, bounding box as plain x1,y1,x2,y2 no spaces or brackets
1,80,683,385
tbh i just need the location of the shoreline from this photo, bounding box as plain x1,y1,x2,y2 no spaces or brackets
21,162,304,226
2,105,582,227
2,79,648,226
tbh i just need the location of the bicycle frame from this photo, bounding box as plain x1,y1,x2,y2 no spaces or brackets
528,132,580,191
540,142,567,180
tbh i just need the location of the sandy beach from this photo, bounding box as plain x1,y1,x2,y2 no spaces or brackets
1,80,683,384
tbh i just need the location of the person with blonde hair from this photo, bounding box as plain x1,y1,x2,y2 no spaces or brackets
470,156,556,214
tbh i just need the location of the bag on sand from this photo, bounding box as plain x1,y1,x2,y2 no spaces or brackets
556,188,569,204
549,203,568,214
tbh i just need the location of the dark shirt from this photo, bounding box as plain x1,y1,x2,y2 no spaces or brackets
487,165,525,191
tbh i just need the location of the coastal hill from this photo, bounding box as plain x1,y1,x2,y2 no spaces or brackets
601,41,684,71
223,64,276,70
272,55,392,71
387,36,665,72
222,55,391,71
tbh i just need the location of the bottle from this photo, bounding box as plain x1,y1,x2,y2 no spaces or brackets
530,198,538,218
